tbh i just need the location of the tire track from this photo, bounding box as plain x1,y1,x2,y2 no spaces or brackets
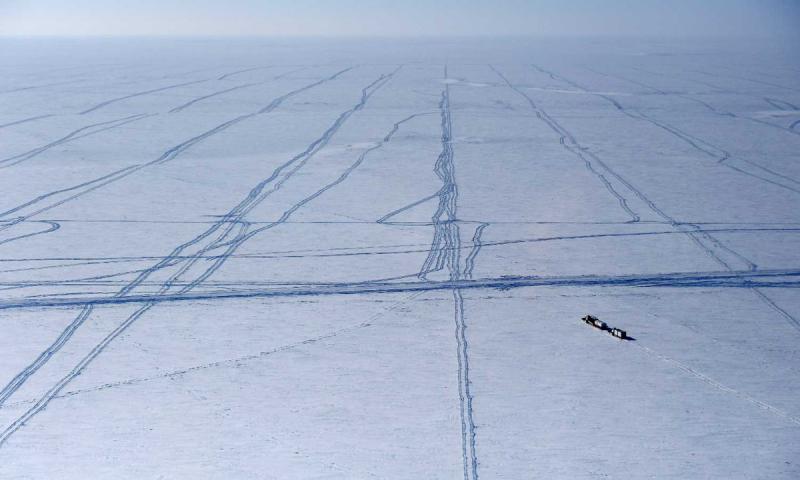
0,293,424,410
217,66,274,81
635,343,800,426
0,221,60,248
527,64,794,259
155,69,405,297
0,65,268,126
204,101,417,254
763,97,798,111
0,70,400,419
380,111,435,141
0,79,85,95
629,66,800,137
515,64,800,332
586,67,800,181
0,67,355,231
454,289,478,480
0,67,401,447
0,165,141,233
491,65,640,223
463,223,488,280
691,69,800,94
169,68,305,113
0,305,94,407
377,193,440,224
0,115,54,130
419,81,461,280
371,108,441,225
1,268,798,311
582,66,741,117
117,67,387,299
2,226,797,287
516,66,737,256
0,67,358,408
79,79,212,115
682,223,757,272
533,64,800,194
0,114,154,169
169,83,264,113
419,69,478,480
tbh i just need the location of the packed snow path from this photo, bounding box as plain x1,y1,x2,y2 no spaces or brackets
0,38,799,479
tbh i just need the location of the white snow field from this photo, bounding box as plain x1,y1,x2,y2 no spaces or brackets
0,37,799,479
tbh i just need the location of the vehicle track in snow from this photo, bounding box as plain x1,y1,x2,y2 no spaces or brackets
0,66,402,448
533,65,800,194
0,67,355,235
525,63,772,271
0,292,425,410
0,115,55,130
691,68,800,94
217,65,275,81
79,79,212,115
169,67,305,113
0,114,154,170
0,67,360,409
515,63,800,333
116,67,397,300
585,67,800,183
0,64,270,127
419,85,460,280
463,223,488,280
377,193,440,224
763,97,798,111
0,79,85,95
634,343,800,426
600,68,800,139
0,268,797,311
629,65,800,137
490,65,641,223
418,69,479,480
4,226,799,293
0,221,60,248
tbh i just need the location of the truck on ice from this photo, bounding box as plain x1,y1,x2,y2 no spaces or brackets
582,314,607,330
582,315,628,340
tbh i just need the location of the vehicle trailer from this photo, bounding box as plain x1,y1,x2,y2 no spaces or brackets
610,327,627,339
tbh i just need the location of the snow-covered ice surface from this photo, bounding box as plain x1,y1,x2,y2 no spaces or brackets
0,37,799,478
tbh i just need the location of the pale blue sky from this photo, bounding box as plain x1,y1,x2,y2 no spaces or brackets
1,0,798,37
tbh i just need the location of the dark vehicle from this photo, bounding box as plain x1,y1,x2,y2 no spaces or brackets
582,314,607,330
610,328,627,339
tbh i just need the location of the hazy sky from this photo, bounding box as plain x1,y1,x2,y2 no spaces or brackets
1,0,798,37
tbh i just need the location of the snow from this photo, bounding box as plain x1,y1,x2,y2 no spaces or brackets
0,37,798,478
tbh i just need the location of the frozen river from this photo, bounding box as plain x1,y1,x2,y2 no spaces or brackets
0,37,799,478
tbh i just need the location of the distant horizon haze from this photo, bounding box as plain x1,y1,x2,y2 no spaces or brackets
0,0,798,38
